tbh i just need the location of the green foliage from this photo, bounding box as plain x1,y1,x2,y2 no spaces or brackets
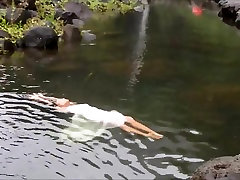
0,15,25,41
0,0,138,43
34,0,65,35
35,0,55,21
87,0,137,13
0,0,66,42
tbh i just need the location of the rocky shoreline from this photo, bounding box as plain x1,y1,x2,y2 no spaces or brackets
0,0,95,54
214,0,240,28
192,154,240,180
2,0,240,55
0,0,110,55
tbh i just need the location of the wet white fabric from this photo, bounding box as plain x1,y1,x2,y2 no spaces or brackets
66,104,127,127
61,104,127,142
61,116,108,142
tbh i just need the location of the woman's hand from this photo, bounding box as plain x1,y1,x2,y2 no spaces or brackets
29,93,73,107
29,93,53,105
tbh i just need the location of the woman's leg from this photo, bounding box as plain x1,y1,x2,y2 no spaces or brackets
120,124,162,139
125,116,163,138
120,124,149,137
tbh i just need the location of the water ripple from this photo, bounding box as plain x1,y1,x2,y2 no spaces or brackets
0,93,210,179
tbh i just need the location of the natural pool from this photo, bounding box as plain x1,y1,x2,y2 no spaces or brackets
0,1,240,179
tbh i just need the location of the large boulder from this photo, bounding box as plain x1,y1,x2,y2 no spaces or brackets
192,155,240,180
60,11,79,25
56,2,91,25
216,0,240,28
64,2,92,21
20,26,58,49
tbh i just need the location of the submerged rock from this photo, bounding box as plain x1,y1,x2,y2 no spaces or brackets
192,154,240,180
21,26,58,49
81,30,96,44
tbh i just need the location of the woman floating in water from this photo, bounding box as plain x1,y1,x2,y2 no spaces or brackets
29,93,163,140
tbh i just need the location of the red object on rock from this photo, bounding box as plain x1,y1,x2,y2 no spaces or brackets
192,6,202,16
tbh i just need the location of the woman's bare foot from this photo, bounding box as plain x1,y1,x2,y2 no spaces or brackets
147,132,163,139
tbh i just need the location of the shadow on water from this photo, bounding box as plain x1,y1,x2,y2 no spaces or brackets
0,0,240,179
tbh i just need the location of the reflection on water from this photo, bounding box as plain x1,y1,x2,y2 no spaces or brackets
62,114,109,142
128,4,149,91
1,0,240,179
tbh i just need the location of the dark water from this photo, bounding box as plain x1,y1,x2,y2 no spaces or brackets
0,1,240,179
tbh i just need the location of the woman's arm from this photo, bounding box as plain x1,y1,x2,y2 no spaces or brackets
29,93,74,107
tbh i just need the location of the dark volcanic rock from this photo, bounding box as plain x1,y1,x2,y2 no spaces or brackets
216,0,240,28
192,155,240,180
21,26,58,49
55,8,82,25
55,2,91,25
62,24,82,43
26,0,36,10
218,0,240,11
218,8,236,26
64,2,92,21
5,7,35,24
60,12,79,25
0,39,15,54
0,30,10,39
235,16,240,29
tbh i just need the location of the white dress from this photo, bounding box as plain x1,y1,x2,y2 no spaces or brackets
61,104,127,142
66,104,127,127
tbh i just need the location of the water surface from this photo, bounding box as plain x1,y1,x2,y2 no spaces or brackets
0,1,240,179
